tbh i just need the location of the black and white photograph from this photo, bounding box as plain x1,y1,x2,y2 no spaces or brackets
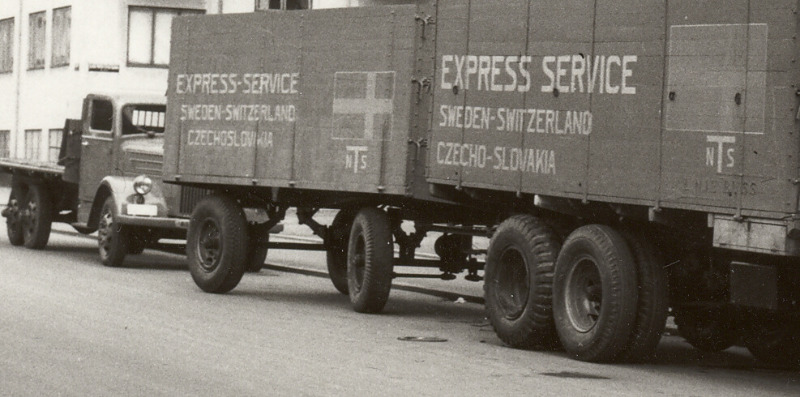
1,0,800,395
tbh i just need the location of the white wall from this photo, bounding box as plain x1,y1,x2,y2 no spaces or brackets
0,0,213,160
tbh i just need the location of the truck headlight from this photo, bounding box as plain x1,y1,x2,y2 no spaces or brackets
133,175,153,195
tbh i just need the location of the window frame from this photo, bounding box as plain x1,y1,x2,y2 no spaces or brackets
0,130,10,158
24,129,41,160
28,11,46,70
126,6,203,68
51,6,71,68
48,129,62,162
0,17,13,74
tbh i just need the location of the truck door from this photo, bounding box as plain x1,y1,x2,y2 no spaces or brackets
78,98,116,222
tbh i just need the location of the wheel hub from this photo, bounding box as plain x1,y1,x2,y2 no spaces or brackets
197,219,222,272
565,257,602,333
495,247,529,320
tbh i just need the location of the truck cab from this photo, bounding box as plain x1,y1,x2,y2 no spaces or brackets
3,92,188,267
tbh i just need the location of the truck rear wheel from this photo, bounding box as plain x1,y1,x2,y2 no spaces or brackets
553,225,638,362
186,195,247,293
484,215,561,349
674,307,737,353
347,207,393,313
98,197,130,267
22,184,53,249
616,231,669,362
326,209,357,295
5,185,26,246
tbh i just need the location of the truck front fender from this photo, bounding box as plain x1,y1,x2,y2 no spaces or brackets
87,175,171,229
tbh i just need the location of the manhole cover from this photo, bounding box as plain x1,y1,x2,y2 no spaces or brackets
398,336,448,342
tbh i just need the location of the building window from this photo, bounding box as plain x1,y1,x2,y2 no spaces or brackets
0,18,13,73
48,129,62,162
25,129,41,160
0,130,9,158
28,11,46,70
256,0,310,10
127,7,203,67
51,7,71,68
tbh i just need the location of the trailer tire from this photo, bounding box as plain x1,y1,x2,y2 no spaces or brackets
327,209,357,295
745,315,800,369
617,231,669,362
347,207,393,313
6,184,26,246
186,195,247,293
245,226,270,273
98,197,130,267
22,184,53,250
484,215,561,350
553,225,638,362
674,307,737,353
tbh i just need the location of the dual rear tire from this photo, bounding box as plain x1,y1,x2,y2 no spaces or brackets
485,219,668,363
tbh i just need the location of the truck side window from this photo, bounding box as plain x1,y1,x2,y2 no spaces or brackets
90,100,113,132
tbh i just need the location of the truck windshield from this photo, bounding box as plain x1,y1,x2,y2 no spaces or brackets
122,104,166,136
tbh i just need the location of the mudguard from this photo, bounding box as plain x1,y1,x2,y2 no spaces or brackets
88,175,177,229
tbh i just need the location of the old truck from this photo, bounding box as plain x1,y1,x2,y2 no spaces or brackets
0,92,276,270
163,1,800,366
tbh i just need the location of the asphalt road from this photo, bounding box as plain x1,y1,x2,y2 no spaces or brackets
2,224,800,396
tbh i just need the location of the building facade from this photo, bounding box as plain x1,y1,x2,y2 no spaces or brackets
0,0,391,161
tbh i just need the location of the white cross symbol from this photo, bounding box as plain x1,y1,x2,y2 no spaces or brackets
332,72,394,139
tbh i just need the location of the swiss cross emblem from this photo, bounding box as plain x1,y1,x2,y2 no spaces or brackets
332,71,395,140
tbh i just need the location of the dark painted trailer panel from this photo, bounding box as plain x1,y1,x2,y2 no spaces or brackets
427,0,800,220
164,5,438,204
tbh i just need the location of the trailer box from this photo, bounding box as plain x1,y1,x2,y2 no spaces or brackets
164,6,436,203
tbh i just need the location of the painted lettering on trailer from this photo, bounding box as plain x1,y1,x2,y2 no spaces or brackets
180,104,297,122
436,141,556,175
187,129,274,148
439,105,592,135
175,72,299,95
439,54,637,95
345,146,369,173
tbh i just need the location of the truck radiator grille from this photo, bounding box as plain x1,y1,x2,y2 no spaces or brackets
179,186,213,216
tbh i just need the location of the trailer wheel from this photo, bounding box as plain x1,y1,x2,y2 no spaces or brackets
347,207,393,313
745,315,800,369
245,226,270,273
616,231,669,362
5,185,26,246
484,215,561,349
674,307,737,352
553,225,638,362
326,209,356,295
97,197,131,267
21,184,53,249
186,195,247,293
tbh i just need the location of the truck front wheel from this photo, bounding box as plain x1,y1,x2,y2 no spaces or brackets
98,197,130,267
22,184,53,249
553,225,638,362
347,207,393,313
186,195,247,293
5,185,26,246
484,215,561,350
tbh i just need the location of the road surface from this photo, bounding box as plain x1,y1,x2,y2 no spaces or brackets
2,225,799,396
